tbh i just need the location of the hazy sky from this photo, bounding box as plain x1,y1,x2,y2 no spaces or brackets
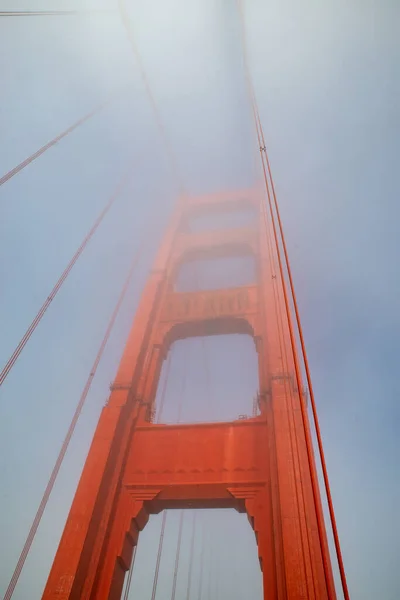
0,0,399,599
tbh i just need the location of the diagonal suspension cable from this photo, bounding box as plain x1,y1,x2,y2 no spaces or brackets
2,240,144,600
0,169,132,388
0,95,118,188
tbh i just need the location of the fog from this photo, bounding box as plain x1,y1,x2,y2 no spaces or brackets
0,0,399,598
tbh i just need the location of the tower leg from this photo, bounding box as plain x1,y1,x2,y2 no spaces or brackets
91,490,148,600
246,488,281,600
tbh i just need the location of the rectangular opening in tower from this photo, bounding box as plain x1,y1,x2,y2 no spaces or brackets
155,334,259,424
125,509,263,600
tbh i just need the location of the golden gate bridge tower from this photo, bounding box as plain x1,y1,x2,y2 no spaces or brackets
41,187,339,600
0,3,350,600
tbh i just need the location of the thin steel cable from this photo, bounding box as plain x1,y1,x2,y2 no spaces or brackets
243,29,338,594
153,339,189,600
156,351,172,423
0,96,117,188
260,118,350,599
171,511,185,600
206,546,213,600
123,544,138,600
118,0,186,197
236,2,349,598
257,104,335,600
151,511,168,600
186,511,197,600
0,170,132,388
253,106,316,597
250,63,329,598
197,527,205,600
2,241,144,600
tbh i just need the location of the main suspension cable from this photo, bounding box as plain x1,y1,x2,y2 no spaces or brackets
259,116,350,600
0,95,118,188
0,170,132,388
2,240,144,600
257,99,336,600
236,1,349,598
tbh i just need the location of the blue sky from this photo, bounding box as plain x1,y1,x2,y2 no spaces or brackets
0,0,399,599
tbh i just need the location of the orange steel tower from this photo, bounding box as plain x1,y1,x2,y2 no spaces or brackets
42,189,336,599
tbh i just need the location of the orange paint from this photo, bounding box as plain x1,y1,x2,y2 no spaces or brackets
42,189,336,599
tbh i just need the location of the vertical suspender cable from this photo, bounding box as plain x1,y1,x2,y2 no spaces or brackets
123,543,138,600
156,352,172,423
171,510,185,600
152,333,189,600
259,119,350,600
3,240,144,600
236,2,349,599
151,511,168,600
254,81,335,599
186,511,197,600
235,7,332,592
206,546,213,600
197,527,205,600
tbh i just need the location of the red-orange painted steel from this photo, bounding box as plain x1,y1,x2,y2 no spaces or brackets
42,189,336,599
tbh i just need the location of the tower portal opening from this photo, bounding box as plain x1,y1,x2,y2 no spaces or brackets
124,508,263,600
155,333,259,424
